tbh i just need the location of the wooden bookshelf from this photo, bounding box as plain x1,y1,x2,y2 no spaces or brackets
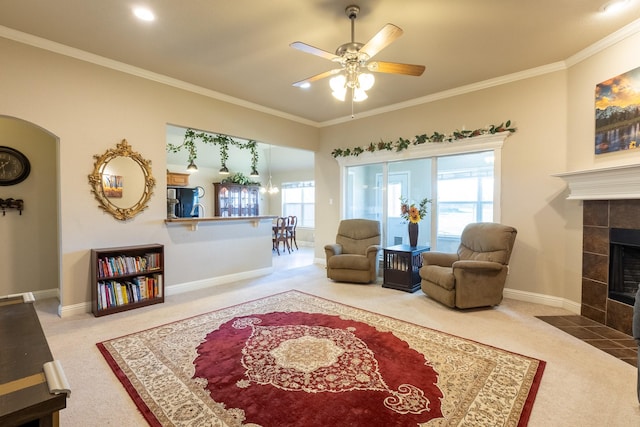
91,244,164,317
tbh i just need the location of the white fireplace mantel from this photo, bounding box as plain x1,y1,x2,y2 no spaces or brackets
553,164,640,200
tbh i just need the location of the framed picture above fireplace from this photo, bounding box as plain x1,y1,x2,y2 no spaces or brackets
595,65,640,155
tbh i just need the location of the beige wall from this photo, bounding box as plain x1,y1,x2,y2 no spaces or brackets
317,71,574,302
0,37,319,312
0,117,58,296
2,25,640,313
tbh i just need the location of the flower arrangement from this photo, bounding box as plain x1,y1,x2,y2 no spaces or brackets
400,197,431,224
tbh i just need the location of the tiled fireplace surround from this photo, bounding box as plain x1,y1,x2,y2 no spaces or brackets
582,199,639,335
556,164,640,336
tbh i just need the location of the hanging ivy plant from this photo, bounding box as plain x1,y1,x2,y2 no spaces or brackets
331,120,516,158
167,129,260,172
221,172,261,185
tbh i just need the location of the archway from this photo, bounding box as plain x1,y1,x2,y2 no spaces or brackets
0,116,60,312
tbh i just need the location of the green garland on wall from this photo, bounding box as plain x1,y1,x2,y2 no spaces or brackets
167,128,259,171
331,120,516,158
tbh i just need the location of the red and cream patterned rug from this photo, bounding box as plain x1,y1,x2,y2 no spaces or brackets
97,291,545,426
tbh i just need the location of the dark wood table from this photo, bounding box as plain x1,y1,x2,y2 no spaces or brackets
0,297,67,426
382,244,430,292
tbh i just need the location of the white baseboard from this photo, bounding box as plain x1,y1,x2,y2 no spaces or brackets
61,301,91,317
165,267,273,296
55,271,581,317
58,267,274,318
503,287,581,314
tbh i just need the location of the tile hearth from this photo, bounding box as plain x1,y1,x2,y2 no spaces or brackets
538,315,637,367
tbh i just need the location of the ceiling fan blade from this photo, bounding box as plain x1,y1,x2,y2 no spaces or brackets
290,42,340,62
359,24,403,59
367,61,425,76
292,69,342,87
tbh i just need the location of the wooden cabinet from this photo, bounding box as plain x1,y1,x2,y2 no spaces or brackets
167,171,190,186
382,245,430,293
214,183,260,217
91,244,164,317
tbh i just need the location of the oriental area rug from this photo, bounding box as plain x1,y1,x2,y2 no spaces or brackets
97,291,545,426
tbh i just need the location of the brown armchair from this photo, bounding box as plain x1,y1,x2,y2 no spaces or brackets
325,219,382,284
419,222,517,309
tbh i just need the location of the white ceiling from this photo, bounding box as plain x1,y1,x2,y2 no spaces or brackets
2,1,640,125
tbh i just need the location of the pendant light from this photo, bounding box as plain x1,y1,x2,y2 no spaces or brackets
260,145,279,194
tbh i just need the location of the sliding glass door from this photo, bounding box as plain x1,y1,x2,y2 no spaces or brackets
345,164,383,221
386,159,432,247
344,150,495,251
436,151,494,252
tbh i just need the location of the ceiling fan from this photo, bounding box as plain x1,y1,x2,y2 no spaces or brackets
290,4,425,102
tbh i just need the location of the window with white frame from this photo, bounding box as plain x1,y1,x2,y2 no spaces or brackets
281,181,315,227
340,134,505,251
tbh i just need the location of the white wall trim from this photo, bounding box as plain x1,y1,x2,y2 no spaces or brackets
0,25,317,128
165,267,273,296
28,289,59,300
56,273,580,316
5,16,640,129
565,18,640,67
335,132,510,167
58,267,273,317
60,301,91,318
553,164,640,200
503,287,581,314
320,63,567,127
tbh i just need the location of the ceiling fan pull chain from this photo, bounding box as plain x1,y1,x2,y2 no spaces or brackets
351,89,355,119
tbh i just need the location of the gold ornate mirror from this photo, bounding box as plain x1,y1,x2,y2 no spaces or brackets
88,139,155,221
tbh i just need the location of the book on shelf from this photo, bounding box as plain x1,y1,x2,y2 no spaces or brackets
97,252,163,279
96,273,164,311
155,273,163,297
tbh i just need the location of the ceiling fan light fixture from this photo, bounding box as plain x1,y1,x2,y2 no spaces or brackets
332,88,347,101
353,88,368,102
290,4,425,106
330,74,346,92
358,72,375,91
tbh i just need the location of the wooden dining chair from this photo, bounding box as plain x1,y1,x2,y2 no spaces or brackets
287,215,298,250
273,216,290,255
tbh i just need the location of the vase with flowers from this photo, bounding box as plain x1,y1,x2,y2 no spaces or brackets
400,196,431,247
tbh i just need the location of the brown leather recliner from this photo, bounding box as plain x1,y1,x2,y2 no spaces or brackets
325,219,381,284
419,222,517,308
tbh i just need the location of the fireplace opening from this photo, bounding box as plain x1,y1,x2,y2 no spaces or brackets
609,228,640,306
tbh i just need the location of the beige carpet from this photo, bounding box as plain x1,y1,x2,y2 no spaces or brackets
34,261,640,426
97,290,544,426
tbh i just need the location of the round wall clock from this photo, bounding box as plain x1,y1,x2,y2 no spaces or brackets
0,146,31,186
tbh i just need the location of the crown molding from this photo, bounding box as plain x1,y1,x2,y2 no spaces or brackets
3,16,640,129
0,25,319,128
320,62,568,127
565,17,640,67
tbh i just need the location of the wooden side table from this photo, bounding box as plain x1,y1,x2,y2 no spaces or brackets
382,244,430,292
0,297,67,426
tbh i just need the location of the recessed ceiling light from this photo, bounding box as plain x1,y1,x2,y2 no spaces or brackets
600,0,631,14
133,7,155,22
